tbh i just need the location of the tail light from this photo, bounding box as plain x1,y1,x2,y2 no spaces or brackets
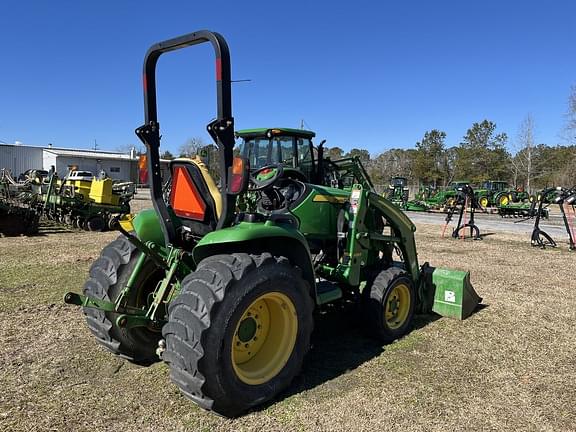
228,157,249,194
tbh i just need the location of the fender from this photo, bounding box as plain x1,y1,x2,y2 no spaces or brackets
192,221,316,291
132,209,165,246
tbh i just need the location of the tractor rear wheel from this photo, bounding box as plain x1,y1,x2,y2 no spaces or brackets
82,235,164,365
363,266,415,343
162,253,314,417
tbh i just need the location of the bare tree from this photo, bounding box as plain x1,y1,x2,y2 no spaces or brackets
178,137,207,157
511,114,536,192
564,85,576,144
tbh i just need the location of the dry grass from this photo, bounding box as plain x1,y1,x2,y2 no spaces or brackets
1,215,575,431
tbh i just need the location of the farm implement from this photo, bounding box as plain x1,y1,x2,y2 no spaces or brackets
41,171,133,231
531,186,576,250
497,201,548,219
0,169,41,235
65,30,482,417
418,181,469,210
0,167,134,235
441,184,481,240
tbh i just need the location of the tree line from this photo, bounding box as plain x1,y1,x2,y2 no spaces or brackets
328,87,576,193
169,87,576,194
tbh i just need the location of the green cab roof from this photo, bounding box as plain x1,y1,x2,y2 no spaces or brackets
235,128,315,139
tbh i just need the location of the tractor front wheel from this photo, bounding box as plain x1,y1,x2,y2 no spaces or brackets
363,267,415,343
82,235,164,365
497,194,509,207
162,253,314,417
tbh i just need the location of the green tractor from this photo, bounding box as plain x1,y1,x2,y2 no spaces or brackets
475,180,531,208
65,31,481,417
387,176,428,211
387,176,410,205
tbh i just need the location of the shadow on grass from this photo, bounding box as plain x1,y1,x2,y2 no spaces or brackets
0,221,78,237
39,224,77,234
260,300,441,409
478,232,496,239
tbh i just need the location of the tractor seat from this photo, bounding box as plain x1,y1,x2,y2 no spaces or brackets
169,156,222,236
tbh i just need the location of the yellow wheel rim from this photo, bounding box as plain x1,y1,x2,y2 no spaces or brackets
480,197,488,207
500,195,509,206
231,292,298,385
385,283,411,330
446,198,455,207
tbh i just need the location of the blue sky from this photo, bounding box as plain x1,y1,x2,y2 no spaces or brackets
0,1,575,156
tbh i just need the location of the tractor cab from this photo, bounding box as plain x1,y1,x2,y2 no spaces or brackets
390,176,408,188
236,127,372,192
236,128,318,183
482,180,509,193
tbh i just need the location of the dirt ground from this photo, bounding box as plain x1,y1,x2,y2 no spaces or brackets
1,201,575,431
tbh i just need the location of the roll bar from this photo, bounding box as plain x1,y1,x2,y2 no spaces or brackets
135,30,236,246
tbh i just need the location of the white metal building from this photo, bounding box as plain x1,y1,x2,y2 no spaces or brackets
0,143,43,176
42,148,137,181
0,143,171,183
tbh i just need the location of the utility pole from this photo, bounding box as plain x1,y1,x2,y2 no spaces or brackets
93,139,98,150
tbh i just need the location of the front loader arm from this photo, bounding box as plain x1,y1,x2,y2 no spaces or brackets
366,191,420,282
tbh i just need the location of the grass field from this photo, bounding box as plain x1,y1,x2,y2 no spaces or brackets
1,208,575,431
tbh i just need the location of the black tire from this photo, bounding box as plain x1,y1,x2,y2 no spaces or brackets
362,267,415,343
162,253,314,417
76,217,85,229
82,235,165,365
87,215,105,231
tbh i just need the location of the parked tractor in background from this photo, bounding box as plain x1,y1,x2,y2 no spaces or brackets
65,30,481,417
387,176,409,204
386,176,428,212
475,180,531,208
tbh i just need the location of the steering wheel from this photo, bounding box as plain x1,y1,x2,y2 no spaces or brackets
248,164,284,191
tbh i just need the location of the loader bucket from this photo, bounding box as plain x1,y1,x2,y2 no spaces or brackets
422,266,482,319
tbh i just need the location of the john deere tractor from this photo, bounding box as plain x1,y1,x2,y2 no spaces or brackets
65,30,480,417
475,180,530,208
387,176,410,206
